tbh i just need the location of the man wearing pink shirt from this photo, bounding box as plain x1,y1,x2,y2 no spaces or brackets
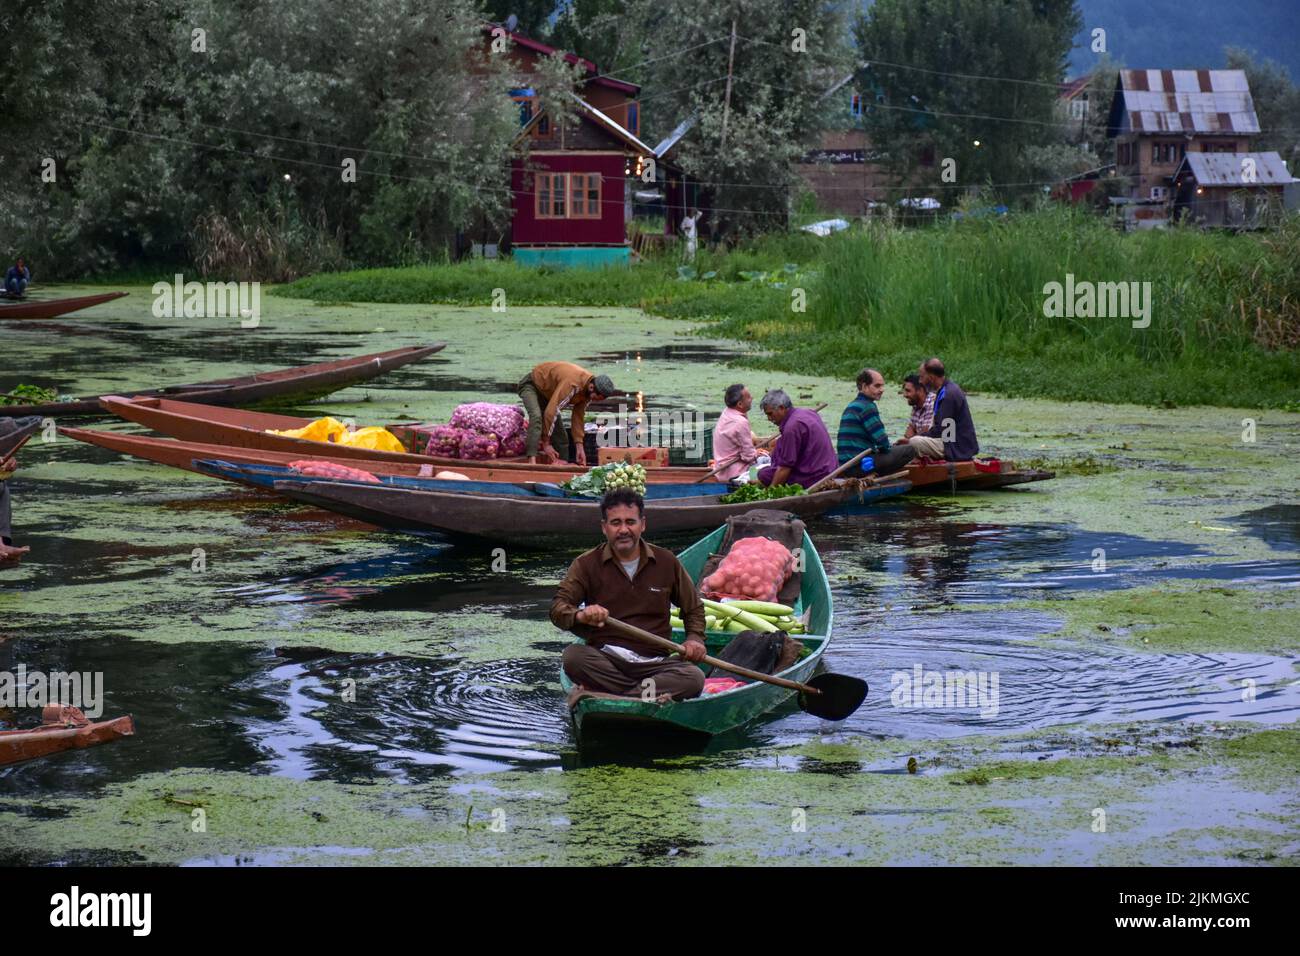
711,383,761,482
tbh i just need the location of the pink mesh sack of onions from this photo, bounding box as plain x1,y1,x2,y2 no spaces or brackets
700,535,796,603
425,425,474,458
458,431,500,461
500,431,527,457
449,402,525,440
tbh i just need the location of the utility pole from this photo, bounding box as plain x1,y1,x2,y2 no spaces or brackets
720,17,738,149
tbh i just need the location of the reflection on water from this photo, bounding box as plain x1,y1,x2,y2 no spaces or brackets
240,654,565,779
4,502,1298,790
5,312,1298,803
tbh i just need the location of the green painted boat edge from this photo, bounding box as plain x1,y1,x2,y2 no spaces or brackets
558,523,834,739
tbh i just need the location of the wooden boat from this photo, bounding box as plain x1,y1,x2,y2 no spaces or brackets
561,520,833,739
0,706,135,766
5,344,446,418
58,428,723,487
905,458,1055,492
0,417,42,459
191,458,728,499
265,477,910,543
99,394,715,479
0,290,128,321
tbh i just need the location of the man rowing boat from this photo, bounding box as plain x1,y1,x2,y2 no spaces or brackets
517,361,616,465
551,488,707,703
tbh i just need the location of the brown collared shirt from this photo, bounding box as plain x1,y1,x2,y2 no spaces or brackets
550,539,706,656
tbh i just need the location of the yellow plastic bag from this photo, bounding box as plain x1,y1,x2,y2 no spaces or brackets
336,426,405,452
266,416,348,443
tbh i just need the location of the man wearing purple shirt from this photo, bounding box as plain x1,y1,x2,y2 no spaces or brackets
756,389,838,489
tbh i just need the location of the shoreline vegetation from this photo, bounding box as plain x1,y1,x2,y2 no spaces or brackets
97,209,1300,409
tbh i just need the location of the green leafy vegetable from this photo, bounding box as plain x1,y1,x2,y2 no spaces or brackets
561,462,648,498
1,384,59,406
718,483,805,504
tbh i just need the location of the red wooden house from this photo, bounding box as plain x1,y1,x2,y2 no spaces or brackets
485,24,652,267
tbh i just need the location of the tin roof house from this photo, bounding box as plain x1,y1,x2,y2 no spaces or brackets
1171,150,1296,228
1107,69,1262,203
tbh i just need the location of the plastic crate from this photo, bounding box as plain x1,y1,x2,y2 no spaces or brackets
668,424,713,466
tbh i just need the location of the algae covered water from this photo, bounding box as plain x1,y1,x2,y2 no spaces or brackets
1,288,1297,865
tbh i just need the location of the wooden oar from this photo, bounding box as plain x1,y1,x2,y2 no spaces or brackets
805,448,871,493
694,402,826,483
600,616,868,721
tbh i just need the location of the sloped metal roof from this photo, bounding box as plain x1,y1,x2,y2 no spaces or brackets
1115,69,1259,135
653,115,697,159
1177,151,1295,186
570,94,653,154
511,95,653,154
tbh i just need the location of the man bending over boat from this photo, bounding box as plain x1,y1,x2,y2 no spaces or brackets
551,488,707,704
517,361,616,465
3,258,30,297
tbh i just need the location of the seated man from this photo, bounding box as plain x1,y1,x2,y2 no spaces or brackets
551,488,707,702
837,368,916,474
901,372,935,442
898,357,979,461
756,389,838,489
4,257,30,297
712,383,762,482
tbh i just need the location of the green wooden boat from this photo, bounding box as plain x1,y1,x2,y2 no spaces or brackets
560,523,833,741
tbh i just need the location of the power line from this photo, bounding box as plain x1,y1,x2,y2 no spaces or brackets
737,32,1078,92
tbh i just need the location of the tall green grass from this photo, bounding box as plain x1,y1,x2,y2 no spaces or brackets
275,210,1300,408
713,209,1300,406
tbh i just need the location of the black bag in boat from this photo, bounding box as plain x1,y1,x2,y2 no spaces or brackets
708,631,802,679
0,417,41,460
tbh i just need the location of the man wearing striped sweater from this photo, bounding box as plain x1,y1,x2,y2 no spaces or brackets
836,368,916,476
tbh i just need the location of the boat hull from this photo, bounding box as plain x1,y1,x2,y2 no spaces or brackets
0,714,135,766
268,479,909,543
6,344,445,418
904,459,1055,493
193,458,728,499
100,395,715,478
0,291,128,321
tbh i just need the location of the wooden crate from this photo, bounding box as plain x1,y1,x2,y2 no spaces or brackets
596,446,670,468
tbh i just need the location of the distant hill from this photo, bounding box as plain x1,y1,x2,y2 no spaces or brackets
1069,0,1300,78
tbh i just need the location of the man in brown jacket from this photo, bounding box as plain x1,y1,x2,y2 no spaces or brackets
517,361,616,464
551,488,707,703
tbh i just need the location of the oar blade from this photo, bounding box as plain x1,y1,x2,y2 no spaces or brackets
798,672,868,721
